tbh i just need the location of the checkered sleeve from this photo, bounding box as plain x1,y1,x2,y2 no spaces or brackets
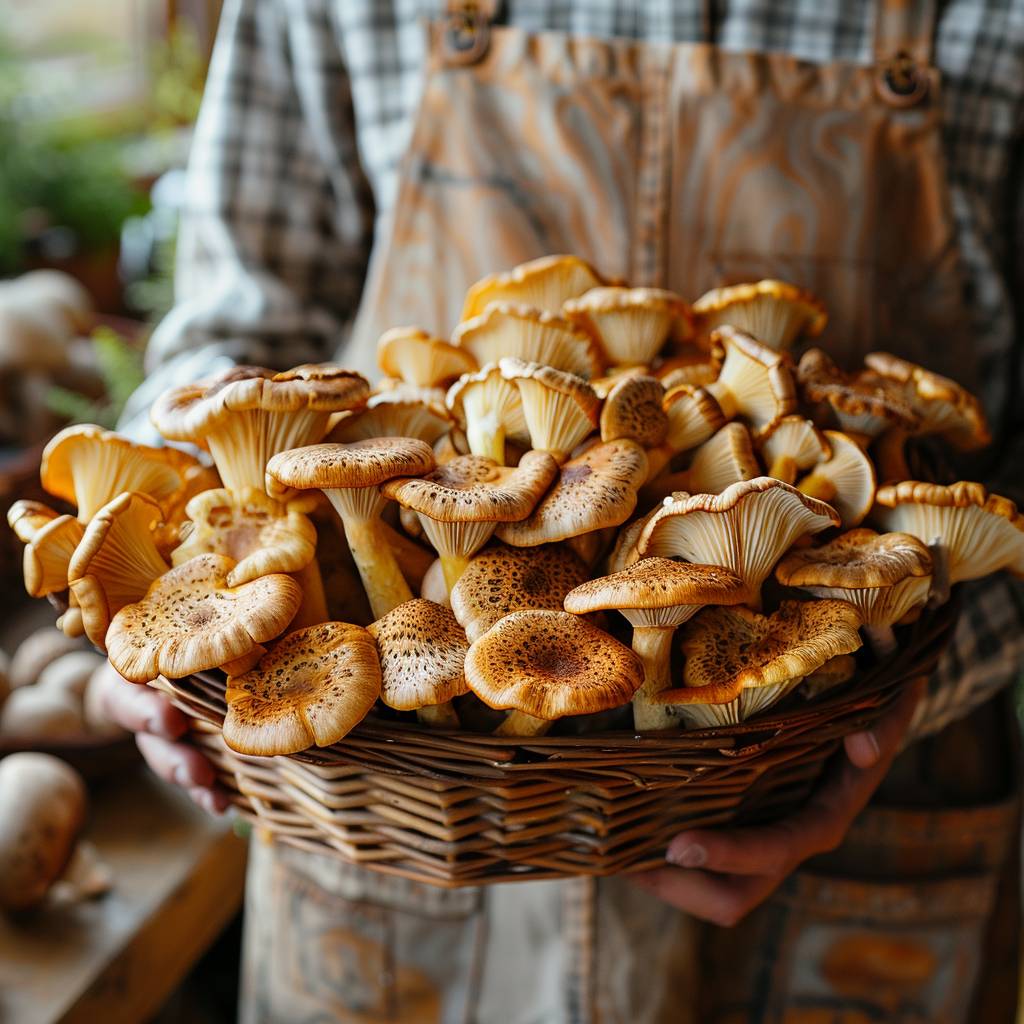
120,0,374,442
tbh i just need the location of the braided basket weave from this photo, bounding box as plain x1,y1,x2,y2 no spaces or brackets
158,599,956,887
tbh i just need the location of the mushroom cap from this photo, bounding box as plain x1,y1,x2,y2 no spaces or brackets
562,286,693,366
599,375,669,447
8,628,83,690
451,542,590,641
801,653,858,698
23,514,85,598
7,500,60,543
171,487,317,587
223,621,380,755
382,450,558,524
692,279,827,351
105,553,303,682
151,364,370,440
638,477,840,594
757,416,831,479
464,609,643,720
496,440,647,546
685,422,761,495
654,599,862,720
706,326,797,431
799,430,876,528
662,384,726,452
453,303,601,379
266,437,436,495
863,351,990,449
327,396,452,446
873,480,1024,582
564,558,749,629
367,599,469,709
377,326,478,388
460,254,606,321
445,362,530,452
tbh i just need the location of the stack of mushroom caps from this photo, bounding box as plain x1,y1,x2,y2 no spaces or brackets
10,254,1023,757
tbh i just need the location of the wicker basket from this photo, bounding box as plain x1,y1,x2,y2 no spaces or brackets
157,598,957,887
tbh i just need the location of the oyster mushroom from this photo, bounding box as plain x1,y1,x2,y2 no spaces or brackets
599,375,669,447
757,416,831,484
653,600,862,727
21,514,84,597
7,500,60,543
564,558,749,730
327,392,452,446
797,430,876,528
460,254,606,320
446,362,529,464
775,529,933,655
377,326,477,388
105,553,303,682
464,609,643,736
644,384,727,480
223,621,380,755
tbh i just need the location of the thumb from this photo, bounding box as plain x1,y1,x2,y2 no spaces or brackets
843,676,926,770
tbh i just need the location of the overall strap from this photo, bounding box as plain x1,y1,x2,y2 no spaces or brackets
872,0,937,106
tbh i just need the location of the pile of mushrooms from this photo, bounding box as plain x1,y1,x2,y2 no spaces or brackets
7,256,1023,753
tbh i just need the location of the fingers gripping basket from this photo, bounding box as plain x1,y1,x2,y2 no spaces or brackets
158,601,956,887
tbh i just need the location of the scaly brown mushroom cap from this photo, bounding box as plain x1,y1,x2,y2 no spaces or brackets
599,375,669,447
327,395,452,446
446,362,529,463
692,279,827,351
106,553,303,682
22,514,85,598
223,621,380,755
451,542,589,641
460,254,606,321
497,440,647,547
453,303,601,380
7,500,60,543
757,416,831,483
368,599,469,710
377,326,477,388
562,286,693,366
464,609,643,720
797,430,876,528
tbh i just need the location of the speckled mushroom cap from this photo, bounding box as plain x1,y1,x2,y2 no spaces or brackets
367,599,469,709
499,357,601,460
460,254,606,321
797,430,876,528
685,422,761,495
638,477,840,596
171,487,317,587
692,280,827,351
873,480,1024,583
451,543,590,641
7,500,60,544
68,492,170,649
653,599,863,723
757,416,831,483
496,440,647,547
797,349,918,439
327,396,452,446
222,621,380,755
802,653,858,697
453,304,601,380
445,362,530,461
562,286,693,366
599,375,669,447
464,609,643,720
106,553,303,683
41,424,200,522
22,514,85,598
377,326,478,388
564,558,749,629
662,384,726,452
863,351,991,450
775,528,933,627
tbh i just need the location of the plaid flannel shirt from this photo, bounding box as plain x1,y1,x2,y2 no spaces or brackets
125,0,1024,736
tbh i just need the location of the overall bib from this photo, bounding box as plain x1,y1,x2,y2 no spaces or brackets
240,4,1020,1021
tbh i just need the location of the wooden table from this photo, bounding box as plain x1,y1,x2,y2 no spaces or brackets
0,769,247,1024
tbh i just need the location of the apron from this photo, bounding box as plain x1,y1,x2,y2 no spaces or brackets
241,4,1019,1022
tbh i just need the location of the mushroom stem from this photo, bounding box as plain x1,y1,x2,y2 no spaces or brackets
380,522,435,592
494,710,552,737
631,627,676,731
643,445,672,483
440,555,472,594
798,474,837,503
874,429,910,483
289,560,329,629
862,624,897,658
927,539,951,608
339,516,414,620
769,455,799,484
417,702,461,729
704,381,738,421
466,418,507,466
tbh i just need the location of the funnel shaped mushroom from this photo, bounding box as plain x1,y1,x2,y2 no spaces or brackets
644,384,727,480
775,529,932,655
367,599,469,728
223,622,380,755
106,553,303,682
328,393,452,446
565,559,748,730
68,492,171,649
497,440,647,547
454,304,601,379
7,500,60,543
654,600,863,727
267,438,435,620
451,542,589,642
599,375,669,447
692,280,827,352
446,363,529,464
377,326,477,388
41,424,200,522
562,287,693,367
22,514,85,598
465,609,643,736
152,364,369,495
460,254,606,321
171,487,317,587
797,430,876,528
638,477,840,600
757,416,831,484
500,358,601,462
873,481,1024,588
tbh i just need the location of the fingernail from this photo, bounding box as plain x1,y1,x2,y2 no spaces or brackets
173,765,191,787
667,843,706,868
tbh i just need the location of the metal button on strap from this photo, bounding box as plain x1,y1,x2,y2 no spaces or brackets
875,52,930,108
442,4,492,66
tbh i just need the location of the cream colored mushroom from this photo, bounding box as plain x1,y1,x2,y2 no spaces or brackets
377,326,477,388
796,430,876,528
445,362,529,464
757,416,831,484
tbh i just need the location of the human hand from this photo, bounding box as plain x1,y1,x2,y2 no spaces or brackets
93,661,230,814
633,677,926,927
